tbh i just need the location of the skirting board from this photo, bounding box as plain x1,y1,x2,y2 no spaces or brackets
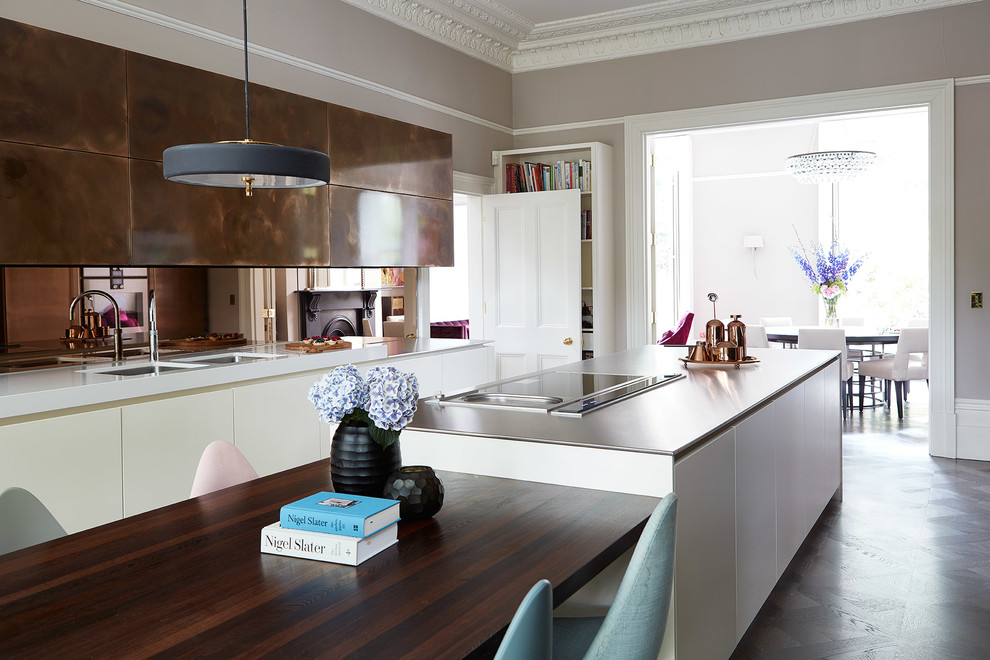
955,399,990,461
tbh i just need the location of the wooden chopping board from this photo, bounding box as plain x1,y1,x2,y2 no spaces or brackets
284,340,353,353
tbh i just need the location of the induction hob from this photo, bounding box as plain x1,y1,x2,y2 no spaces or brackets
436,370,684,417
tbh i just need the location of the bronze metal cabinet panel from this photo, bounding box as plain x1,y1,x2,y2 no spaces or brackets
329,186,452,267
128,53,328,161
130,160,329,266
0,18,126,156
328,105,452,200
0,141,129,264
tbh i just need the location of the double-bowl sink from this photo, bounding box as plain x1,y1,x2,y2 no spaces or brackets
81,352,283,377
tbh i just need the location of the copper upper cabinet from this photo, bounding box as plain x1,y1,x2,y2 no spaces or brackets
0,18,126,156
0,142,129,265
329,186,452,267
130,160,329,266
127,53,329,160
328,105,452,201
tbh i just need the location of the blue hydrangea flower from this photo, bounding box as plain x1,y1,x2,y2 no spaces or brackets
365,365,420,431
308,365,369,424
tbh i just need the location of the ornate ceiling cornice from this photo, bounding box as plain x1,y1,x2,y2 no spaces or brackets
341,0,981,72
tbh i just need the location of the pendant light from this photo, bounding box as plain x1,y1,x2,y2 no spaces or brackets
162,0,329,196
784,150,876,184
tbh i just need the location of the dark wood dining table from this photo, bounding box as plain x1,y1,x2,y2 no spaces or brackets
0,460,659,659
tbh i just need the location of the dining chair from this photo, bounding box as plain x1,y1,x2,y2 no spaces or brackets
0,487,67,555
494,579,553,660
857,327,928,419
746,324,769,348
189,440,259,498
553,492,677,660
758,316,792,327
657,312,694,345
797,328,854,413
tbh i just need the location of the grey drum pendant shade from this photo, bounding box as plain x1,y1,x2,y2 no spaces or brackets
162,0,329,196
163,141,330,190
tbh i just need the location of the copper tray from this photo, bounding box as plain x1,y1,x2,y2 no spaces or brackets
679,355,760,369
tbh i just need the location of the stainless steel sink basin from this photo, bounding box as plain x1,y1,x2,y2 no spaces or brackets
456,393,565,408
82,362,207,377
8,355,111,370
175,352,281,365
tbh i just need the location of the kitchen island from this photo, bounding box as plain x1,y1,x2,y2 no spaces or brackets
402,345,842,660
0,337,490,533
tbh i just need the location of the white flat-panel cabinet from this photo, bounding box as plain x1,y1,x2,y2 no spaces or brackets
775,382,806,575
0,409,122,533
734,403,777,640
673,427,737,660
233,374,323,477
121,390,234,516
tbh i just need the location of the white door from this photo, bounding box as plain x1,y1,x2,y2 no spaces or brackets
482,189,582,380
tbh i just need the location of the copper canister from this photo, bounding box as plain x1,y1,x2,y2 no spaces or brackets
688,341,709,362
705,318,724,351
716,340,739,362
727,315,747,359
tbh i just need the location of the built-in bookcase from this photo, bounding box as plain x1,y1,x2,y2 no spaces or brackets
493,142,614,359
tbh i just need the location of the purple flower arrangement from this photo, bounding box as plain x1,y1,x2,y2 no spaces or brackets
789,239,866,299
309,364,419,449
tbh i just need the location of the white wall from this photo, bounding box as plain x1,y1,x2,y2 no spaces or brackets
690,124,819,326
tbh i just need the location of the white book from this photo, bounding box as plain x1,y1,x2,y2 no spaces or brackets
260,521,398,566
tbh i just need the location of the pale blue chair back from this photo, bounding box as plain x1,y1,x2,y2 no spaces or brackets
495,578,553,660
0,487,67,555
554,492,678,660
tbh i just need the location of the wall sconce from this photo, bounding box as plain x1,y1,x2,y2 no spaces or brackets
743,235,764,277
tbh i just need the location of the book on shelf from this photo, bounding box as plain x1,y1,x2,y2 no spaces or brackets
260,522,398,566
581,210,592,240
280,492,400,538
504,159,592,194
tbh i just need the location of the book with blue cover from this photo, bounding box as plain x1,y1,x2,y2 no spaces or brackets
279,492,400,538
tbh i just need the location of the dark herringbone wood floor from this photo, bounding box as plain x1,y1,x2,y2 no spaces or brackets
731,385,990,659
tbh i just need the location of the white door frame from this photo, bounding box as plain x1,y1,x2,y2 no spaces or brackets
624,79,955,457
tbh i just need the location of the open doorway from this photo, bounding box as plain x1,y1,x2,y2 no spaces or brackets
649,107,929,335
625,80,954,457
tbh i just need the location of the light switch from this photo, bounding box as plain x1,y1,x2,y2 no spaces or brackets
972,292,983,309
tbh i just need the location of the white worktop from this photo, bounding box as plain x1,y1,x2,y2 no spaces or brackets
0,337,488,421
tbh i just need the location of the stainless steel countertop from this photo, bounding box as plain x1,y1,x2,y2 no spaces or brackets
411,345,838,457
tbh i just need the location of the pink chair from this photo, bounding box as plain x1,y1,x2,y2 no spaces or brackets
189,441,259,498
658,312,694,345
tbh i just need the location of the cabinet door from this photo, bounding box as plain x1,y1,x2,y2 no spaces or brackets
734,403,777,640
233,374,323,477
121,391,234,516
803,368,826,528
673,427,736,660
822,361,842,502
775,383,806,575
0,409,122,533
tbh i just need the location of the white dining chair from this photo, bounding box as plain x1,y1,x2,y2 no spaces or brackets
746,324,769,348
758,316,793,327
857,327,928,419
797,328,854,413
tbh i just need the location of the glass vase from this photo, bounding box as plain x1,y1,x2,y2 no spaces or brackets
823,296,839,327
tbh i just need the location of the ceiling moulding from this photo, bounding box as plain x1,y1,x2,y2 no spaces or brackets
343,0,980,73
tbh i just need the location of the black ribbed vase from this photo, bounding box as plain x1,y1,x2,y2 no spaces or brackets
330,420,402,497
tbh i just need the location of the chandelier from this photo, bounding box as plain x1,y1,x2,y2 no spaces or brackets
784,150,876,184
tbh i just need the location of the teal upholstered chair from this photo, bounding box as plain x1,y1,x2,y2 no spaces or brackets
495,579,553,660
0,487,67,555
553,492,678,660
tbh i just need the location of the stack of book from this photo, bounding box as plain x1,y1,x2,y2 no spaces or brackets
260,492,400,566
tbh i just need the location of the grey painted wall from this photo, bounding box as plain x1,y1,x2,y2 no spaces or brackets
512,1,990,400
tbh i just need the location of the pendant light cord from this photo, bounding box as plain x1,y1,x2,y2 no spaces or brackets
242,0,250,141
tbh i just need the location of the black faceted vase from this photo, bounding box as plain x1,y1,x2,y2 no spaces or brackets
383,465,444,520
330,420,401,497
